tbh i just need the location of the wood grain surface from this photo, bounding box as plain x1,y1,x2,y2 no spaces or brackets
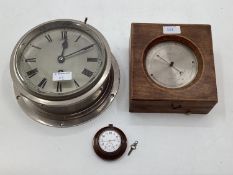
129,23,218,114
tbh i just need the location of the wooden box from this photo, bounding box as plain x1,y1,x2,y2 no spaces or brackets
129,23,218,114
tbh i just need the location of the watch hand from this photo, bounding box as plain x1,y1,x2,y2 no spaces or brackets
157,54,183,74
102,140,116,142
64,44,95,58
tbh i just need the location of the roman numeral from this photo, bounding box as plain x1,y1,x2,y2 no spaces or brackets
26,68,38,78
38,78,47,88
82,68,93,78
74,80,79,87
62,31,67,39
75,35,81,42
25,58,36,62
87,57,98,62
31,45,41,49
56,82,62,92
45,34,52,42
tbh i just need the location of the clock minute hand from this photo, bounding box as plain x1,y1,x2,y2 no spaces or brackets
64,44,95,58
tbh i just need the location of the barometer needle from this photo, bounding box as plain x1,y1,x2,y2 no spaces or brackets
64,44,95,58
156,54,183,74
156,54,170,64
172,65,183,75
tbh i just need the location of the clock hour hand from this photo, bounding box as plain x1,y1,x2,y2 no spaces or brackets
57,36,68,63
61,38,68,56
64,44,95,59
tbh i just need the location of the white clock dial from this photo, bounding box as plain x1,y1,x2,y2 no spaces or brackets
98,130,122,152
18,28,105,97
145,41,198,88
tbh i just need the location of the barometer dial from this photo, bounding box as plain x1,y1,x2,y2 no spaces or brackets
145,41,198,88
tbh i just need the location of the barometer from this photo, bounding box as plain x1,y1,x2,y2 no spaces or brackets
129,23,218,114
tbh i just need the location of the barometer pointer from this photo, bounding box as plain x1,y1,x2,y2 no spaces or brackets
156,54,183,74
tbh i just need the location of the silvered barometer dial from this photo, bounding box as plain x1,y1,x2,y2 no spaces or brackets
145,41,198,88
10,19,120,127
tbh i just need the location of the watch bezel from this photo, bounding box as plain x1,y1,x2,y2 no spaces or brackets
93,124,127,160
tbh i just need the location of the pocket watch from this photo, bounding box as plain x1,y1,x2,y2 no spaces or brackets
93,124,127,160
10,19,120,127
129,23,218,114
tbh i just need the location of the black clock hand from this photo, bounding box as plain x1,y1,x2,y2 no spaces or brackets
157,54,183,74
64,44,95,58
61,38,68,56
57,36,68,63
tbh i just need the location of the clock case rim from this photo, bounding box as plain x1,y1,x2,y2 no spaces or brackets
93,124,127,160
10,19,120,127
13,54,120,127
10,19,111,102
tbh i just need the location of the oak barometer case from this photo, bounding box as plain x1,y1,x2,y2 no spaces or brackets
129,23,218,114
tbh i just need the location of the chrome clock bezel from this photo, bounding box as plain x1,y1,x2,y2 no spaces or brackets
10,19,120,127
11,19,111,100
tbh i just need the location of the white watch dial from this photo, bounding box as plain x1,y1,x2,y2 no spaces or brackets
145,41,198,88
98,130,121,152
18,28,105,97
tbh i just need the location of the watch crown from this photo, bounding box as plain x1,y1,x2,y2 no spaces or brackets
109,124,113,127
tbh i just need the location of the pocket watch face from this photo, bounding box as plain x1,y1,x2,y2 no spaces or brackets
98,130,122,152
16,22,106,97
93,124,127,160
145,41,198,88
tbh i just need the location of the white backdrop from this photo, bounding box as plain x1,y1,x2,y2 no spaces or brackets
0,0,232,174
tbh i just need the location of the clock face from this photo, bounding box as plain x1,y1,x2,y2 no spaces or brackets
98,130,122,153
145,41,198,88
17,27,105,97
